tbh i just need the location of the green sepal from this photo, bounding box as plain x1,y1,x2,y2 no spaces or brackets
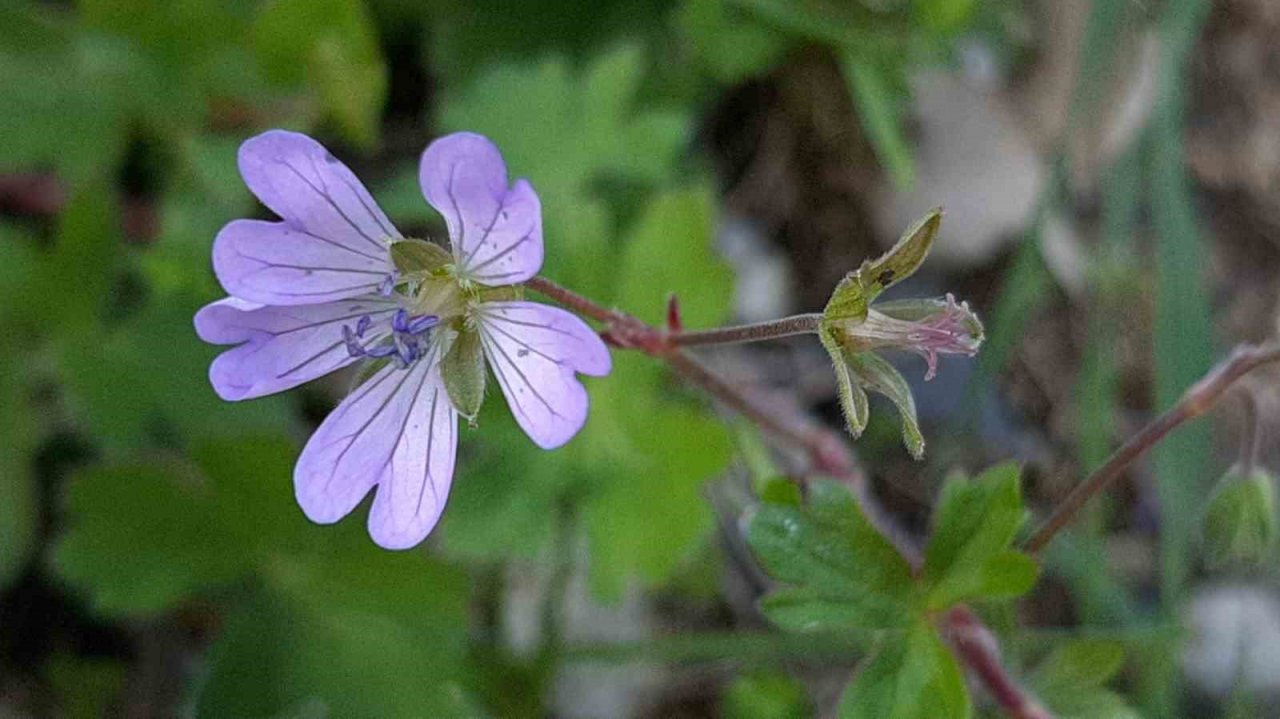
922,463,1038,609
390,238,452,277
820,324,870,439
440,328,486,422
1203,467,1278,567
845,352,924,460
823,209,941,324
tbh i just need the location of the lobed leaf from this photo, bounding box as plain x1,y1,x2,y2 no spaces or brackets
1030,640,1139,719
923,463,1039,609
748,480,916,630
838,619,970,719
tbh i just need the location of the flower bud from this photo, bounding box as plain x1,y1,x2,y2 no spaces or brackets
1203,467,1277,567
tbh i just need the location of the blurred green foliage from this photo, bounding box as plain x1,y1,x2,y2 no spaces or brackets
0,0,1243,716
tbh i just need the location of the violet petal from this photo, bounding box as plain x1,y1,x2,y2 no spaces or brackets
418,132,543,287
224,130,398,304
475,301,611,449
293,350,458,549
194,296,397,401
213,219,393,305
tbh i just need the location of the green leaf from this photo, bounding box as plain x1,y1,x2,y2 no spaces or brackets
584,386,732,597
45,654,126,719
0,352,36,589
253,0,386,146
675,0,789,83
1031,640,1139,719
614,186,733,328
1032,640,1126,691
922,463,1038,609
841,57,915,190
422,0,673,85
53,436,305,615
838,619,970,719
823,209,941,324
40,185,121,329
724,671,811,719
0,23,131,183
58,291,292,451
749,480,916,630
1149,0,1214,608
441,328,487,421
912,0,978,35
440,44,689,296
196,553,476,719
54,461,252,615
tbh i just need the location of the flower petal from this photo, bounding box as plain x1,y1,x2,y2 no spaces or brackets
225,130,397,304
195,296,398,401
419,132,543,286
476,301,611,449
367,363,458,549
213,219,393,305
293,345,458,550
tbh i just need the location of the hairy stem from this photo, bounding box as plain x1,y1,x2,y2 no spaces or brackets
527,274,1036,716
669,314,823,346
1024,342,1280,554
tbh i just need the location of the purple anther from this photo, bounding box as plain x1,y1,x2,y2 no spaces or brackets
342,325,365,358
354,315,372,338
406,314,439,335
392,309,410,333
378,272,398,297
393,333,416,365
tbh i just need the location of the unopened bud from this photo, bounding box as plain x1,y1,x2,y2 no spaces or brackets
1203,467,1277,567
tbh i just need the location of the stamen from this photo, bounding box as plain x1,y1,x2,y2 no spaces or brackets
378,272,399,297
355,315,372,338
342,325,365,358
393,333,417,365
406,314,439,335
365,344,396,359
392,309,410,333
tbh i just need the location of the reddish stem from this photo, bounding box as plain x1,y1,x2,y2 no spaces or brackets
1024,342,1280,554
945,608,1053,719
526,274,1041,717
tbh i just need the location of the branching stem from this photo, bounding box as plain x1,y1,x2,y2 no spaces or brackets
527,274,1034,716
1024,343,1280,554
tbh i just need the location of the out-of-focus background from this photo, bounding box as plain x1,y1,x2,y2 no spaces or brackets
2,0,1279,716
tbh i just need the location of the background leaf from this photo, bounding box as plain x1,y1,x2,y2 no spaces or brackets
253,0,387,146
838,619,969,719
748,480,916,631
923,463,1038,609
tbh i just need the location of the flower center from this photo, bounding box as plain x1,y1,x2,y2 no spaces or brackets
343,307,440,368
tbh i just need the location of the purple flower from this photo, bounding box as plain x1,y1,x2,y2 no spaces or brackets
195,131,611,549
